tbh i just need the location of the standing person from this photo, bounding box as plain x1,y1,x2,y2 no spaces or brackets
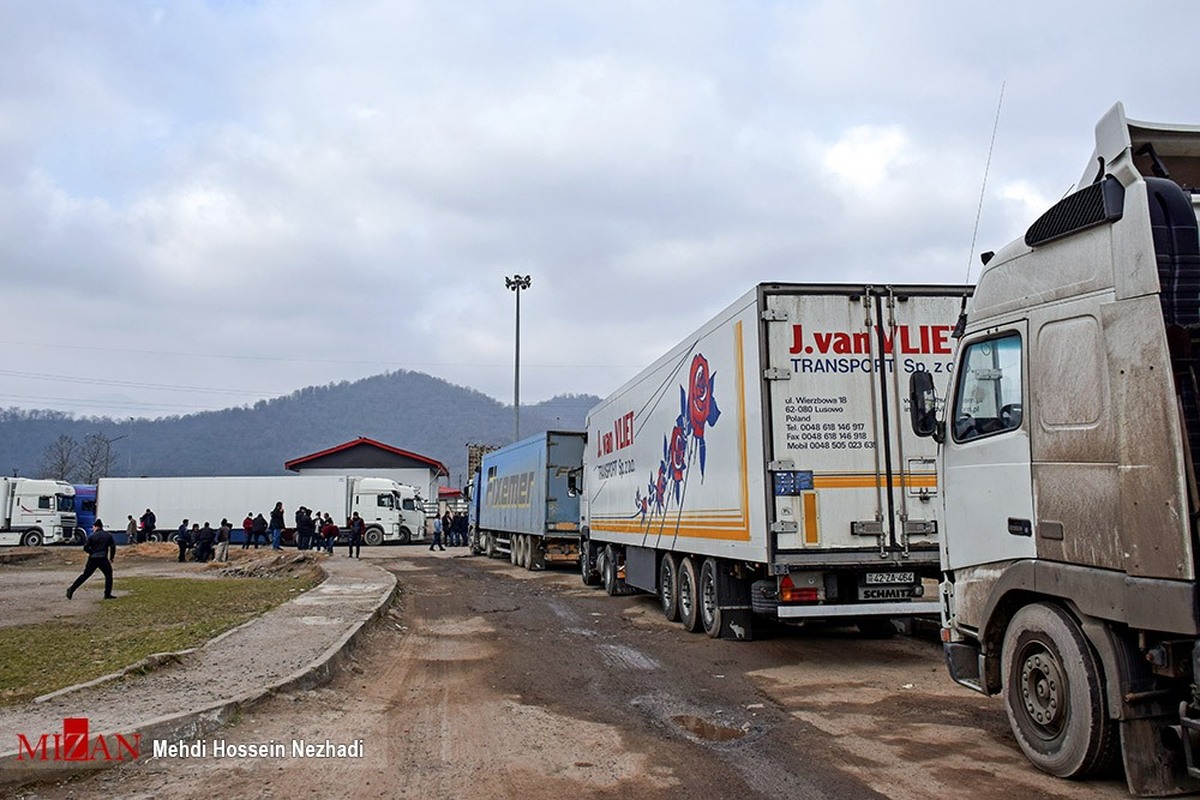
216,518,231,562
140,508,156,544
241,514,254,549
174,519,191,563
430,515,445,551
251,513,268,549
348,511,364,559
67,519,116,600
295,506,308,550
125,515,138,546
442,510,454,547
269,502,285,551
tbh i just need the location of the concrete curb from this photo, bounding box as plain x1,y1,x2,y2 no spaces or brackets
0,561,399,793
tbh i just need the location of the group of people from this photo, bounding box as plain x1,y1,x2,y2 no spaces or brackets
430,511,468,550
292,506,359,555
173,518,233,563
122,508,158,544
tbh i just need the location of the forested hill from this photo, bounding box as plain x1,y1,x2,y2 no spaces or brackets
0,370,600,489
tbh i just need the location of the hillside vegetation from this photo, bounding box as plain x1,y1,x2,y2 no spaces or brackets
0,370,598,489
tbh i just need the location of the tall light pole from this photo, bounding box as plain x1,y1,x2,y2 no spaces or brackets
505,274,532,441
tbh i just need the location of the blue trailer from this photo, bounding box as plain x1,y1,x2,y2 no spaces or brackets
469,431,585,570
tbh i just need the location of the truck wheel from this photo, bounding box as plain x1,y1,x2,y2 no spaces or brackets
397,527,412,545
485,532,497,559
21,529,44,548
659,554,680,621
365,527,384,547
72,528,86,545
602,545,633,596
1002,603,1119,778
528,538,545,571
678,556,702,632
581,542,601,586
700,558,723,638
509,537,518,565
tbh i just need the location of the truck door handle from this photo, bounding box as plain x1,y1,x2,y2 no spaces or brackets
1007,518,1033,537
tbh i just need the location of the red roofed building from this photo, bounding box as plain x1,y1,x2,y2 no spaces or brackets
285,437,448,509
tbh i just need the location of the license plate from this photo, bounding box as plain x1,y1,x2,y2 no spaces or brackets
865,571,915,585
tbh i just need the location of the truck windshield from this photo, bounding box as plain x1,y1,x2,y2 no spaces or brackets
952,334,1023,442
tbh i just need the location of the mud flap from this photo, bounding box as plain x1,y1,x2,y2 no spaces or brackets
716,568,754,641
1125,714,1200,796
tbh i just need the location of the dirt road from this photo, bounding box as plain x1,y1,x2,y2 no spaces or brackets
14,547,1130,799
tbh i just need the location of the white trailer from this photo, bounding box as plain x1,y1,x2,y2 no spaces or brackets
0,477,75,547
97,475,426,546
580,282,967,639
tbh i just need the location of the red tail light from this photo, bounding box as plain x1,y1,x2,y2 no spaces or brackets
779,575,820,603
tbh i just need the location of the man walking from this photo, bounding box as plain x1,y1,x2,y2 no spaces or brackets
67,519,116,600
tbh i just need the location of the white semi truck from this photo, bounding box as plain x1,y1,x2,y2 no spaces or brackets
580,282,967,639
0,477,76,546
908,103,1200,795
97,475,426,546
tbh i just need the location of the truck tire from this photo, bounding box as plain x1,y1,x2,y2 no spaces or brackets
21,529,44,548
678,556,702,632
365,526,384,547
601,545,618,595
659,553,680,621
528,538,545,571
1002,602,1119,778
581,542,601,586
397,527,412,545
509,536,518,565
699,558,723,638
485,532,497,559
72,528,86,545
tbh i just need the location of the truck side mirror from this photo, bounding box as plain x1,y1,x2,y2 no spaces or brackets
909,371,943,442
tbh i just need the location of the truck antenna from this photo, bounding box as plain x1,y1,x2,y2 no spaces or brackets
955,82,1006,336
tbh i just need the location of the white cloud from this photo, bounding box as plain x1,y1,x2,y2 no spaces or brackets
0,0,1198,418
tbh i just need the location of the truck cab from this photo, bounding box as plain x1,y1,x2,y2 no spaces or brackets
0,478,76,547
911,103,1200,794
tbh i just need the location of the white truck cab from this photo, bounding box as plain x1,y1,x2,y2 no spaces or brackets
911,103,1200,795
0,477,76,546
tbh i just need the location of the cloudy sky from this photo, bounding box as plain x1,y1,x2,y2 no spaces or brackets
2,1,1197,419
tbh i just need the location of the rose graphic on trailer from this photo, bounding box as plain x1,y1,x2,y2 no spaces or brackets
639,352,721,521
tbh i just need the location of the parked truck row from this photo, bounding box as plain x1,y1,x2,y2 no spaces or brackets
469,284,969,638
467,104,1200,795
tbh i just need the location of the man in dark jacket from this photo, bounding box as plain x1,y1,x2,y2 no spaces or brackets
175,519,191,562
139,508,157,544
67,519,116,599
193,522,216,562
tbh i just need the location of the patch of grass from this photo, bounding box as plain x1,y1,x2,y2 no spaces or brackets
0,573,321,705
